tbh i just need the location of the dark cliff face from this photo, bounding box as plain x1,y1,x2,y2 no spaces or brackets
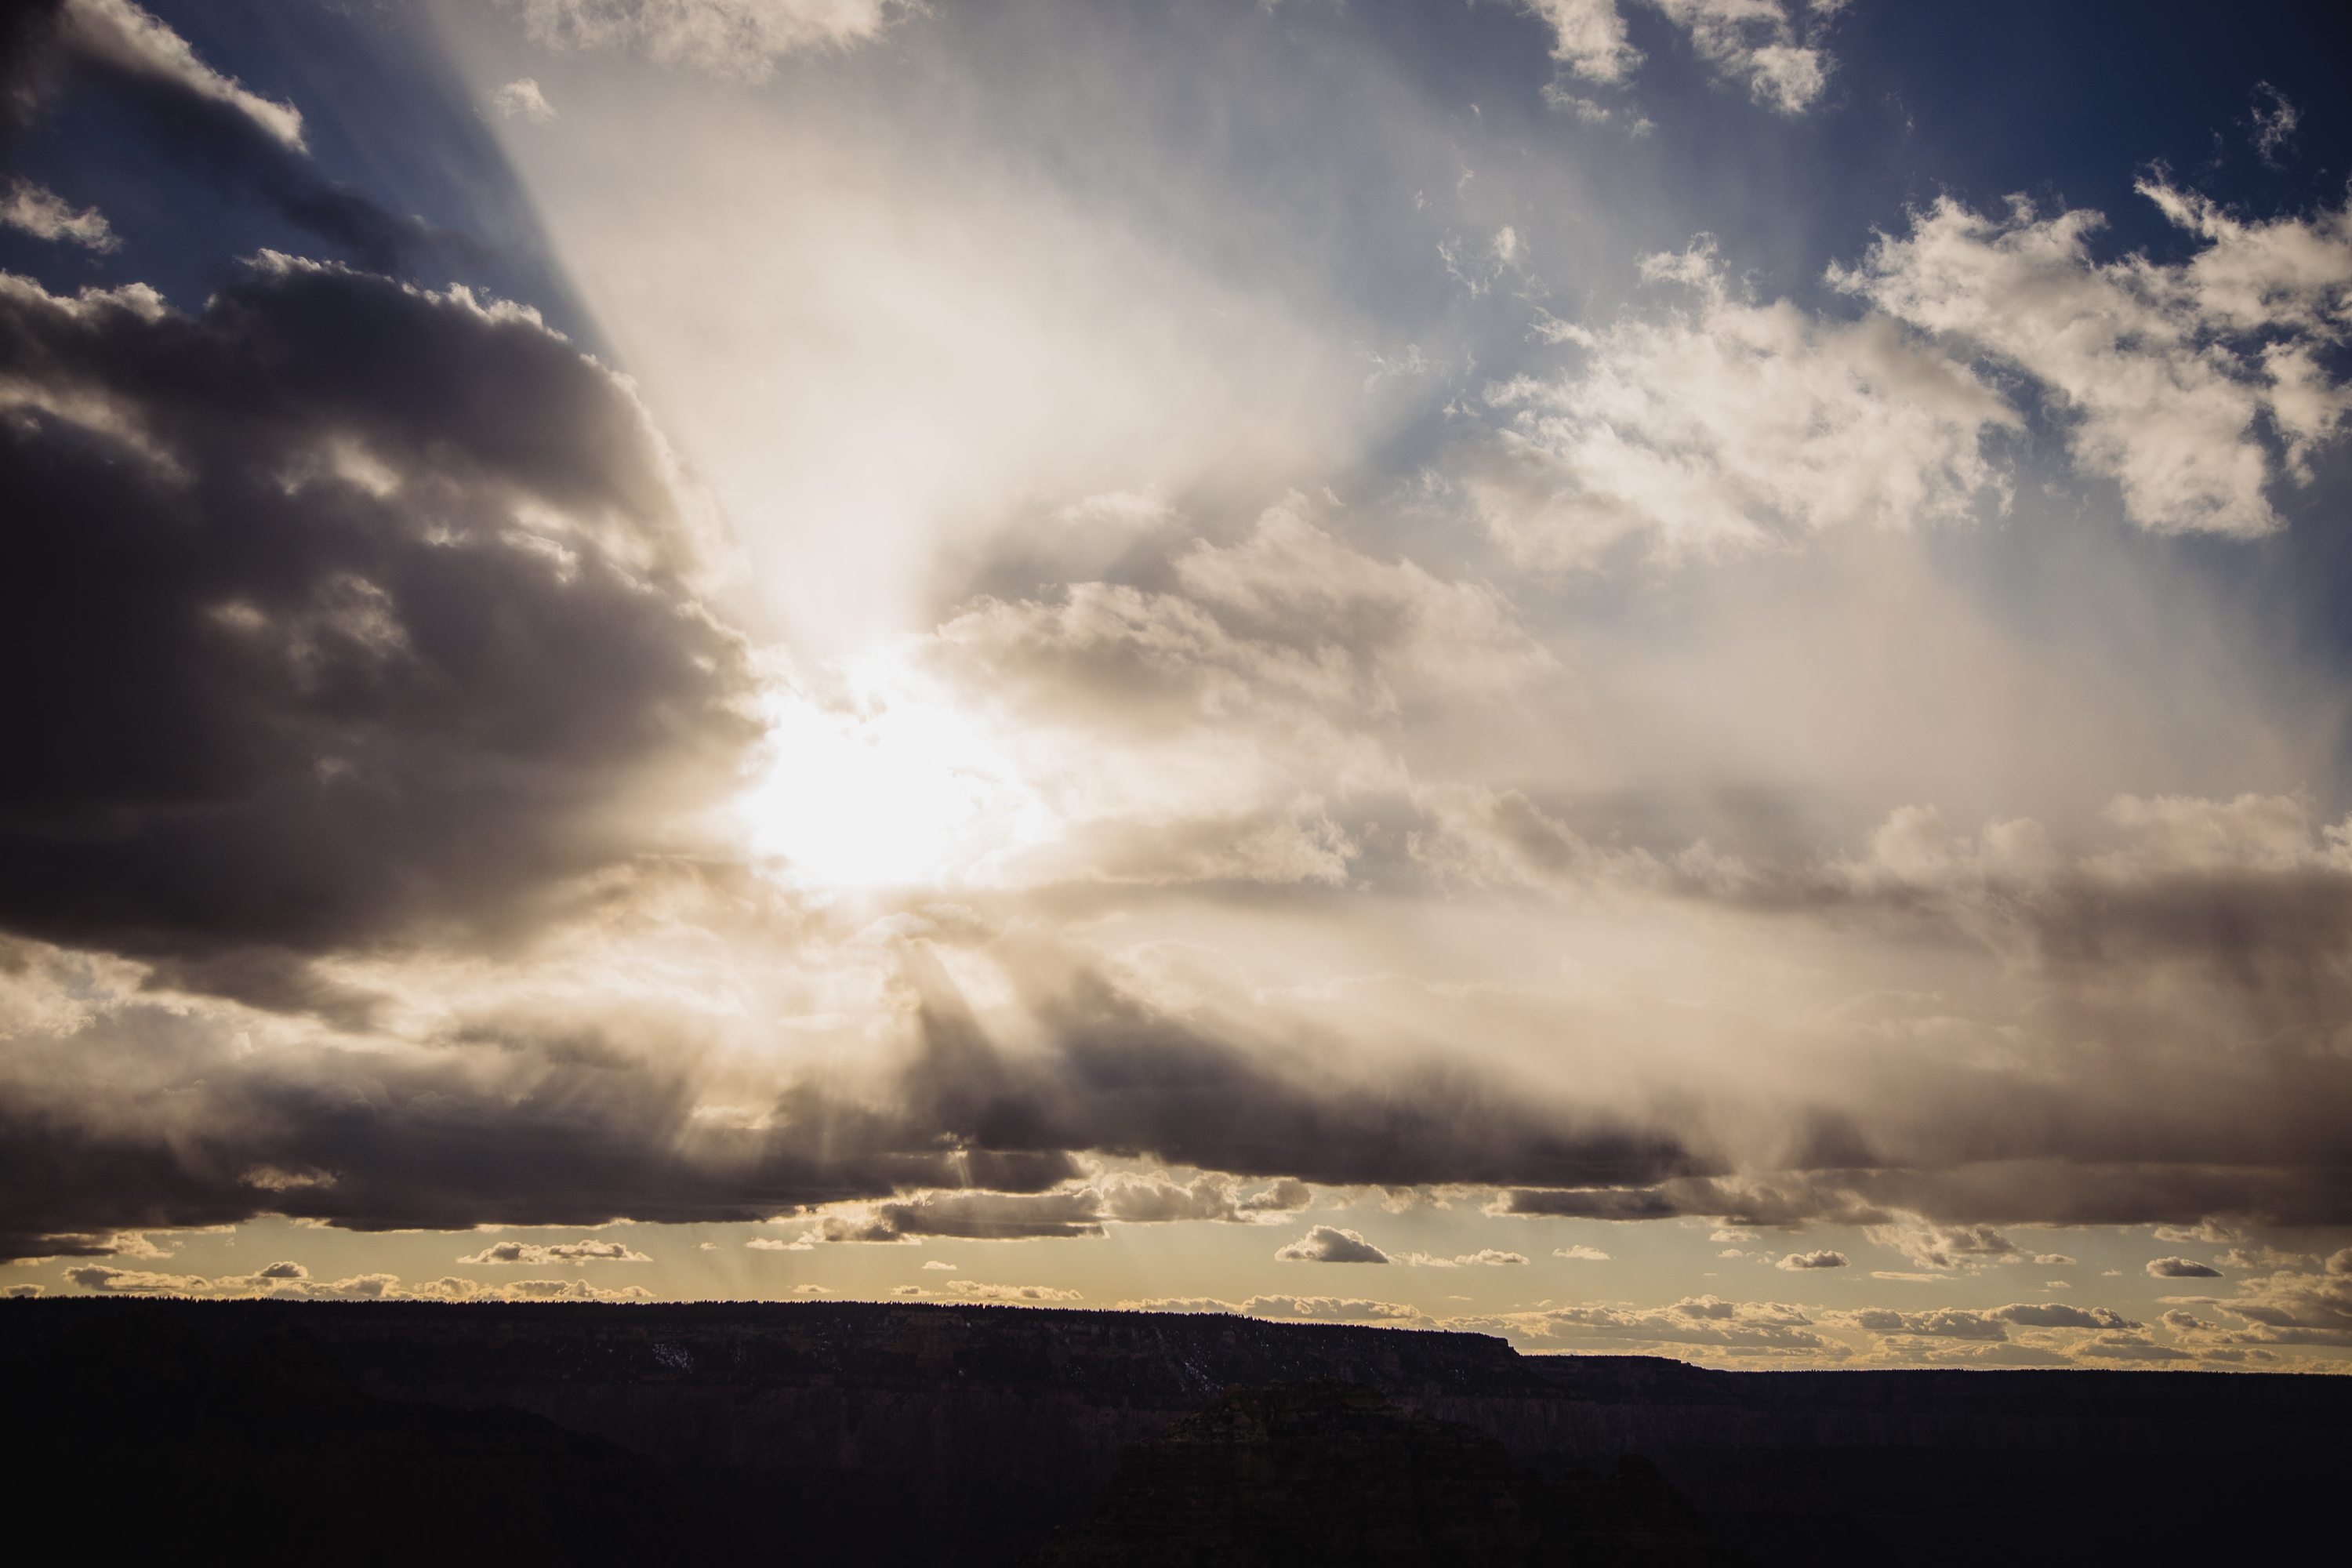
1029,1380,1716,1567
3,1299,2345,1565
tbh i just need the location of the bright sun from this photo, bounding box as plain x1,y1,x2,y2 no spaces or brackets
735,652,1049,891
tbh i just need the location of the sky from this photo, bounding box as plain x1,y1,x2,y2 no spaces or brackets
2,0,2351,1370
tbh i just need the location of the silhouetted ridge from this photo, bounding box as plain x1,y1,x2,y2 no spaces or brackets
1032,1379,1715,1566
2,1299,2343,1564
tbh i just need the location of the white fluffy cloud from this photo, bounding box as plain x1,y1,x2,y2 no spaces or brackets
0,180,117,251
492,77,558,122
1276,1225,1392,1264
1486,177,2352,568
1525,0,1841,114
1480,241,2015,567
60,0,306,149
1524,0,1642,84
1832,183,2352,534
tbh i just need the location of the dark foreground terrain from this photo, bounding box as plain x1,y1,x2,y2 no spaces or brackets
3,1300,2340,1563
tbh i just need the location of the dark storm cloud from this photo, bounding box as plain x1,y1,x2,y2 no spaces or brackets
1498,1156,2352,1234
0,257,755,987
0,1000,985,1263
4,0,461,272
0,931,1700,1261
900,943,1716,1192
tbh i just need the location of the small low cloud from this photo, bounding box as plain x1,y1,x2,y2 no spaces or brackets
942,1280,1082,1302
2147,1257,2223,1279
492,77,557,122
456,1239,652,1265
1276,1225,1390,1264
1777,1249,1849,1271
1555,1244,1610,1261
1866,1221,2019,1272
64,1264,208,1294
1244,1294,1425,1322
2251,82,2299,163
921,1259,957,1271
1404,1247,1528,1268
2,179,118,250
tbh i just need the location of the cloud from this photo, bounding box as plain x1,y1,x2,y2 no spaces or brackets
0,916,1714,1262
509,0,909,80
2188,1249,2352,1346
1646,0,1837,114
1840,1301,2140,1342
1,177,115,249
2147,1257,2223,1279
1866,1220,2020,1272
1403,1248,1528,1268
8,2,459,270
1478,240,2015,568
1118,1294,1428,1325
1242,1295,1424,1322
2078,1332,2194,1362
62,1263,207,1294
1524,1,1838,114
1095,1171,1312,1225
1524,1,1639,85
0,258,755,989
1830,183,2352,534
937,497,1554,750
1554,1244,1610,1261
469,1276,654,1301
1486,175,2352,568
1777,1249,1848,1270
794,1170,1309,1246
2250,82,2298,164
59,1259,420,1298
894,944,1715,1198
1495,1294,1840,1355
455,1238,653,1265
492,77,557,122
805,1189,1104,1243
939,1279,1081,1302
1991,1302,2139,1330
57,0,303,148
1276,1225,1390,1264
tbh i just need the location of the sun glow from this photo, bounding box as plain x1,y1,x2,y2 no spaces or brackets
736,652,1051,891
